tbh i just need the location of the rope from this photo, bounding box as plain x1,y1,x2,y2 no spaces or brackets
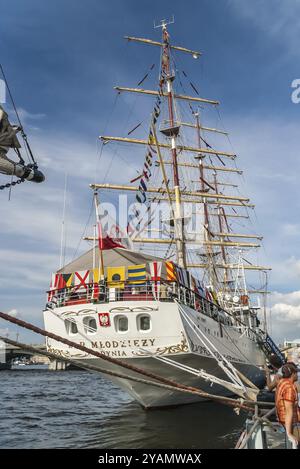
0,335,254,411
0,310,273,410
177,300,247,390
235,407,276,449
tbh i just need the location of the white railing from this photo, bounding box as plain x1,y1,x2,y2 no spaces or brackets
46,281,235,326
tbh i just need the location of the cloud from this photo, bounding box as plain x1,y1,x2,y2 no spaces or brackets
268,290,300,342
230,0,300,56
282,224,300,237
7,309,18,317
219,112,300,288
0,122,138,344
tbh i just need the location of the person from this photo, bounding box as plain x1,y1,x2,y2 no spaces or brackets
295,372,300,422
265,354,284,392
275,363,299,446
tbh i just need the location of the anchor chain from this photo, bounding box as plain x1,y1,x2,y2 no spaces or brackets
0,177,25,191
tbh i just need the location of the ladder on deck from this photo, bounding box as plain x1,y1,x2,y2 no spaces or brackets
257,331,286,365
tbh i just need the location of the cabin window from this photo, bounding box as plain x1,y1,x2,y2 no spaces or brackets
65,319,78,335
83,316,97,334
137,315,151,332
115,315,128,333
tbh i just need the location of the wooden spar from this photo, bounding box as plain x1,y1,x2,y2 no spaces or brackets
148,195,255,208
162,160,243,174
180,121,228,135
114,86,219,106
220,289,270,295
84,236,260,248
131,238,261,248
210,214,249,219
215,233,263,240
187,263,271,271
90,183,250,203
215,182,238,187
99,135,236,159
124,36,202,58
192,180,238,188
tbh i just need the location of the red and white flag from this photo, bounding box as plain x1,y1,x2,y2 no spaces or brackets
94,193,132,250
74,270,90,292
48,273,63,301
150,261,162,300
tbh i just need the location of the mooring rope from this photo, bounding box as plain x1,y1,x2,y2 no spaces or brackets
0,311,273,411
0,335,255,411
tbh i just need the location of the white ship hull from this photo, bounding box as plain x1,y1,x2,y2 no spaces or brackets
43,299,266,408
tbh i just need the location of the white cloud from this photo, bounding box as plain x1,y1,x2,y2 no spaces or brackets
7,309,18,317
230,0,300,56
0,125,137,346
272,302,300,322
282,224,300,237
268,290,300,342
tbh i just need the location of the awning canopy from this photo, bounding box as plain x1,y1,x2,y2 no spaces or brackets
58,247,166,276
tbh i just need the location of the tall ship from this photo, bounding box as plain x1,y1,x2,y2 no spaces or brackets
43,21,282,408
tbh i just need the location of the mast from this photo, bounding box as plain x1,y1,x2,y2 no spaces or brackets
92,22,270,303
159,20,186,268
194,110,218,290
94,190,105,278
59,173,68,269
213,172,230,288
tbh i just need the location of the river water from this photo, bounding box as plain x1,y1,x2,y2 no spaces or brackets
0,368,246,449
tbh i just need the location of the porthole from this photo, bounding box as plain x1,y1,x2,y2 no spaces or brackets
83,316,97,334
137,315,151,332
115,315,129,333
65,318,78,335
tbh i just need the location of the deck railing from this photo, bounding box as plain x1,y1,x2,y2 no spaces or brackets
46,280,234,326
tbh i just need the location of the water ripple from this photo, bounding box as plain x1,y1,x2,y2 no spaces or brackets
1,369,244,449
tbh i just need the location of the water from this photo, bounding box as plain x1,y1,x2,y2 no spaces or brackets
0,369,246,449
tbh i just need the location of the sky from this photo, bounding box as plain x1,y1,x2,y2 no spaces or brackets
1,0,300,344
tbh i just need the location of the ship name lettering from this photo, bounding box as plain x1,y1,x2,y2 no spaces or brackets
110,350,127,357
82,338,157,350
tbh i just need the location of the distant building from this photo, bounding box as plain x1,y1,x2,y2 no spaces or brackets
283,339,300,365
